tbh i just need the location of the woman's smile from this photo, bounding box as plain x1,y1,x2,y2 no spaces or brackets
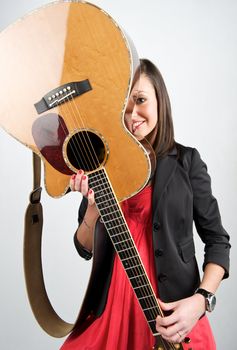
125,73,158,141
132,120,145,133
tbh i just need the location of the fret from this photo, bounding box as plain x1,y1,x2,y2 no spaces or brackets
133,284,150,290
120,254,139,262
96,194,114,203
88,171,104,181
114,238,132,245
129,273,146,279
88,180,107,188
109,230,129,237
135,286,154,297
153,332,160,337
124,263,142,270
117,245,137,253
143,306,159,312
106,222,127,230
138,294,154,300
148,319,157,323
99,210,121,219
105,225,128,238
103,222,124,231
96,199,116,208
112,235,132,245
88,182,110,190
95,192,112,200
131,279,152,291
139,299,157,312
117,251,141,264
99,203,118,211
110,224,125,229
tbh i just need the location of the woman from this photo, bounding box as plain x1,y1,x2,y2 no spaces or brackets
61,59,230,350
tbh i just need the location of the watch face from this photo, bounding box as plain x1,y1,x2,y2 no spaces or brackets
207,294,216,312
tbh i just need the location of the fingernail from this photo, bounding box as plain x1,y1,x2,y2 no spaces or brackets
88,189,93,194
72,174,76,179
82,175,87,180
78,169,83,174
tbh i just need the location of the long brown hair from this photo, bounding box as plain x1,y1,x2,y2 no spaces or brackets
133,59,175,158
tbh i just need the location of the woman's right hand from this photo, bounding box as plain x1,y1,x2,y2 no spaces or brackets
71,170,99,251
70,170,99,216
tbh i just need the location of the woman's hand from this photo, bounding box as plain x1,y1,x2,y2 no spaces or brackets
70,170,96,205
156,295,206,343
70,169,99,221
71,170,99,251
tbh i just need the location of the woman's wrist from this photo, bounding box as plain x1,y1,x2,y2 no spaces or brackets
74,232,92,260
192,293,206,316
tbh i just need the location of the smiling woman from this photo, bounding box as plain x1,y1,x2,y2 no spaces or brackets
65,58,230,350
125,59,174,158
124,71,158,141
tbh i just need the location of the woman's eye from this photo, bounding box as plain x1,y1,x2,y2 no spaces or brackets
135,97,146,105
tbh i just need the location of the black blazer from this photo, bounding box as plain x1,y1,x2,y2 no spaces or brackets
73,143,230,331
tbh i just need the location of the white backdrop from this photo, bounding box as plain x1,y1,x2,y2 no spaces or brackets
0,1,236,349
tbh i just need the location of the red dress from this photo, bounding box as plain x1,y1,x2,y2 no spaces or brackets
61,185,216,350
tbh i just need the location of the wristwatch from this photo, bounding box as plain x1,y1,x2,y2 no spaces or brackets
195,288,216,312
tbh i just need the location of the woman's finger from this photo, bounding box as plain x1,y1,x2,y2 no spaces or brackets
74,170,84,192
88,189,95,206
80,174,89,197
69,174,76,191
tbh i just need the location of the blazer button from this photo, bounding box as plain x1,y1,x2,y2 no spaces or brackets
158,273,168,282
155,249,163,257
153,222,161,231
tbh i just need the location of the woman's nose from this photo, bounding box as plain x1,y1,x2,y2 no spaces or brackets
131,105,139,119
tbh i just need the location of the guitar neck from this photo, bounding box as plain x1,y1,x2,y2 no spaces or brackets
89,168,184,350
89,168,160,333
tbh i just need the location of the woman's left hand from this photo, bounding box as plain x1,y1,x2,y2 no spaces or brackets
155,294,206,343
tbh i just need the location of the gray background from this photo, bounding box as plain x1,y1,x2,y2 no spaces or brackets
0,0,236,349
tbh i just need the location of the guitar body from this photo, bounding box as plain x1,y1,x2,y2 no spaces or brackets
0,1,150,199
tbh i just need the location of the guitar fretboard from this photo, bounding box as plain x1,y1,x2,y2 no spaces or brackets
88,168,162,335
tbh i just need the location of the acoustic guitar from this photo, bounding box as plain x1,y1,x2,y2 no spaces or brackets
0,2,188,349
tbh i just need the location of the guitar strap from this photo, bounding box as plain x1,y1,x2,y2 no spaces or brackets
23,152,74,337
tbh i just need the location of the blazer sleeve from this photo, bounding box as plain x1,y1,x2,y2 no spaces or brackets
73,196,93,260
189,148,230,278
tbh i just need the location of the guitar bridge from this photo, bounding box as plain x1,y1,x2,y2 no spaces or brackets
34,79,92,114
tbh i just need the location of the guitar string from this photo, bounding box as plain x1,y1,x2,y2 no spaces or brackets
60,95,100,172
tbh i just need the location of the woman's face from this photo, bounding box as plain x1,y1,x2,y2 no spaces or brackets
124,74,158,141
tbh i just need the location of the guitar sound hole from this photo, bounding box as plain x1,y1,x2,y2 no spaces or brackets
66,130,107,172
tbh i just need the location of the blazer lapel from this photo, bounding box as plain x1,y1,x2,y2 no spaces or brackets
152,147,178,212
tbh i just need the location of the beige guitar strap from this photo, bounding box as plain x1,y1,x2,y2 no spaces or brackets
23,152,74,337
